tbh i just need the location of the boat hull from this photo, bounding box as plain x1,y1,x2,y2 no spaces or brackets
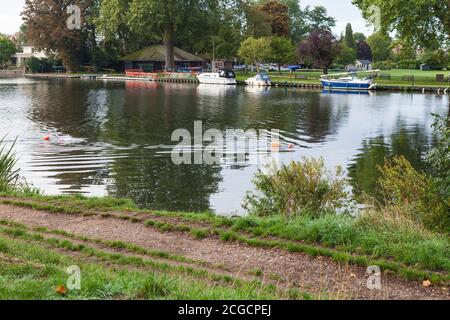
321,79,376,90
197,74,237,85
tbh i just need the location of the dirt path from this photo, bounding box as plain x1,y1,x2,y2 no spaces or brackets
0,204,448,300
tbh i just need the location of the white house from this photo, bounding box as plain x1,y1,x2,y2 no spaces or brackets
355,60,372,71
11,45,47,68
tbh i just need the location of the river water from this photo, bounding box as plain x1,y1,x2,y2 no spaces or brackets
0,77,448,214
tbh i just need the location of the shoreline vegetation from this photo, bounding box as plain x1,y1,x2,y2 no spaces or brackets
0,115,449,300
20,69,450,92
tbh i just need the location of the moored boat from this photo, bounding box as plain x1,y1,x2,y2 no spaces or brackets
197,69,237,85
245,72,271,86
320,74,376,90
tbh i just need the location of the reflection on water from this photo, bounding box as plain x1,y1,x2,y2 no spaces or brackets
0,78,448,214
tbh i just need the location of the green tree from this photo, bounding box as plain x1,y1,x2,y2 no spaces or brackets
367,31,392,62
96,0,135,56
353,0,449,49
238,37,273,72
336,45,356,67
127,0,218,71
420,50,448,69
344,23,355,48
280,1,336,42
0,36,16,69
270,36,295,71
353,32,366,42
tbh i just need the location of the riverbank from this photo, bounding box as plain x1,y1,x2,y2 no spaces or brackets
0,193,448,300
23,73,450,93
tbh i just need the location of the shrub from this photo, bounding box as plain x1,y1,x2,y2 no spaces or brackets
373,60,395,70
25,57,52,73
0,137,20,192
396,59,420,70
377,156,448,232
426,115,450,205
243,157,350,218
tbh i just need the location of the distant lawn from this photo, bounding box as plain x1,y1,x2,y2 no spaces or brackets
236,69,450,87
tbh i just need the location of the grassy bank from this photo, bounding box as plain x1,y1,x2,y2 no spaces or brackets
0,220,299,300
0,193,448,285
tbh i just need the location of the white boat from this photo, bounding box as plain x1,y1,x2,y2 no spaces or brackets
320,71,378,91
245,72,271,86
197,69,237,85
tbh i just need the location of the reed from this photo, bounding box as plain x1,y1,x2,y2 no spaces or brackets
0,137,20,192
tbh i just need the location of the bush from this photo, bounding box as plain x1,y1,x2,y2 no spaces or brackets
372,60,395,70
243,157,350,218
396,59,420,70
377,156,448,232
25,57,52,73
426,115,450,204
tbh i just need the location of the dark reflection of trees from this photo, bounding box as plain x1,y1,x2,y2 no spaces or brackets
348,121,432,201
24,79,111,140
194,89,349,145
107,148,222,212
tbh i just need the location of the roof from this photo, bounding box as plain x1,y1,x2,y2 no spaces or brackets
120,45,204,62
356,59,372,65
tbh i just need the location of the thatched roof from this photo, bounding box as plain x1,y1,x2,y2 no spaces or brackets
120,45,204,62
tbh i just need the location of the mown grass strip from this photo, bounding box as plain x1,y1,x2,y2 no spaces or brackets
0,233,285,300
1,196,448,284
0,224,311,300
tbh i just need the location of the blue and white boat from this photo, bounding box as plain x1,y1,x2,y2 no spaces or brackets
320,74,376,91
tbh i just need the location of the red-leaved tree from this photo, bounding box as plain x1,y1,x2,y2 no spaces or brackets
297,29,341,74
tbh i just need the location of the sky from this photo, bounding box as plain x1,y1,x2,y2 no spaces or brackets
0,0,372,36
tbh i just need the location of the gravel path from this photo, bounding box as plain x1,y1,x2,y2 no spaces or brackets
0,204,448,300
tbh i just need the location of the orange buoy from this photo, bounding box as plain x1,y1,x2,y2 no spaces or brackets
271,141,280,149
43,136,50,141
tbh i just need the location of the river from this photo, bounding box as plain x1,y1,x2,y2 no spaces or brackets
0,77,448,214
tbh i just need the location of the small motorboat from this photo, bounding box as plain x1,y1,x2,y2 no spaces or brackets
321,73,376,91
197,69,237,85
245,72,271,86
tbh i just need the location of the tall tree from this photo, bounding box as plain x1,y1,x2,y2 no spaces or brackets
344,23,355,48
22,0,97,72
128,0,218,71
244,3,272,37
238,37,273,72
353,0,449,49
297,29,341,74
261,0,290,37
96,0,135,55
270,36,295,72
356,40,372,60
367,31,392,62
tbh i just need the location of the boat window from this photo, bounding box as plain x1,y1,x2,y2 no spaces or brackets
219,70,235,78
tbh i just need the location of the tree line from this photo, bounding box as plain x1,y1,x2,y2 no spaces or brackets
0,0,448,73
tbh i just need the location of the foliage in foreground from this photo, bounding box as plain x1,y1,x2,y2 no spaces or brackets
0,137,20,193
0,137,39,195
244,157,349,218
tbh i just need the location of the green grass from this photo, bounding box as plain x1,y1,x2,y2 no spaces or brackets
0,224,304,300
0,194,448,284
236,69,450,87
